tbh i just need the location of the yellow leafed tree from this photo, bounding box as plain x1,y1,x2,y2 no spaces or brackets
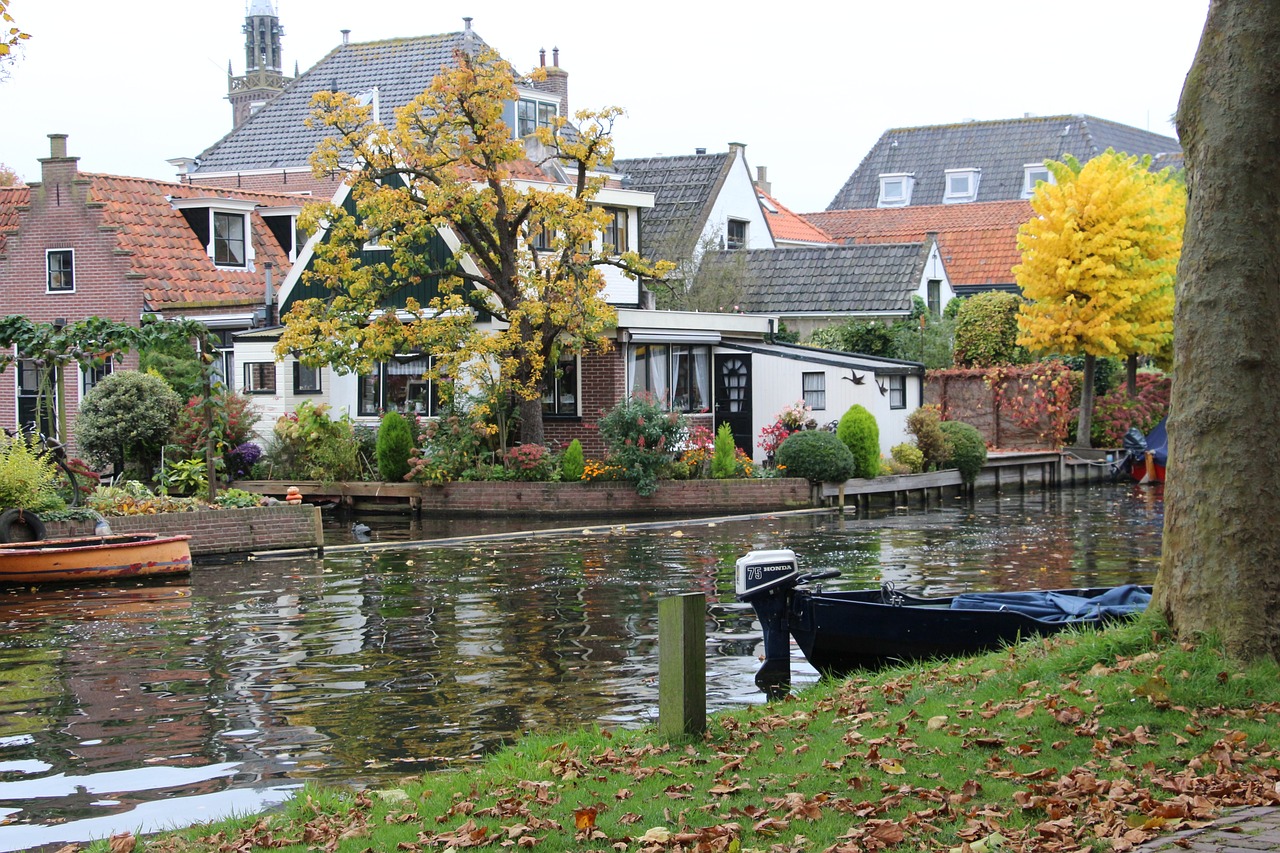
1014,149,1184,447
277,47,671,446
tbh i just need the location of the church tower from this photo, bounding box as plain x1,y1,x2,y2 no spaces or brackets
228,0,293,129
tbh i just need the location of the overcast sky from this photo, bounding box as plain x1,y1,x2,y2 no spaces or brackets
2,0,1208,213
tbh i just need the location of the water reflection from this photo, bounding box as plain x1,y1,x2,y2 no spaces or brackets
0,485,1163,851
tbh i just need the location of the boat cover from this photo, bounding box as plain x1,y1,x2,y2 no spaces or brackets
948,584,1151,623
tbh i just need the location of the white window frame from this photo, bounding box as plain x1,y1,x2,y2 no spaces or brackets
877,173,914,208
46,248,75,293
943,168,980,204
726,219,748,250
1022,164,1054,198
81,359,113,399
170,197,258,269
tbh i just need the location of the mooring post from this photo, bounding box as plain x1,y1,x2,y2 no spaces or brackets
658,592,707,737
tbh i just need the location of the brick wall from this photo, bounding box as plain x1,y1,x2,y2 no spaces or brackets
43,504,322,557
543,348,627,458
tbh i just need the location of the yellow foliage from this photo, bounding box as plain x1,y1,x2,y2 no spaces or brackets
1014,150,1184,360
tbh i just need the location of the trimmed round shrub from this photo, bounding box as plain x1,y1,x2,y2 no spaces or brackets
939,420,988,485
77,370,182,480
376,411,415,481
953,291,1028,367
774,429,857,484
891,442,924,474
560,438,585,481
836,404,880,479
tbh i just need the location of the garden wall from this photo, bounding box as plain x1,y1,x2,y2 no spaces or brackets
924,371,1055,449
44,504,323,557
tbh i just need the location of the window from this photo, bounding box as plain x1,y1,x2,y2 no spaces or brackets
600,208,628,254
293,362,321,394
517,97,557,137
542,353,578,416
726,219,748,250
802,372,826,410
207,328,236,389
889,375,906,410
46,249,75,293
243,362,276,393
16,358,56,436
943,168,980,203
877,173,914,207
927,280,942,317
530,223,554,251
213,211,247,267
82,359,113,398
359,356,440,417
1022,164,1054,198
628,344,710,413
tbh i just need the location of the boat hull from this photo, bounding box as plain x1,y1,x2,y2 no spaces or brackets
0,533,193,585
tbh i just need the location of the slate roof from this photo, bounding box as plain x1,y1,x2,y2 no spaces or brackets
0,176,296,308
757,188,832,245
702,242,931,315
612,152,732,260
828,114,1181,210
807,200,1030,290
192,31,478,174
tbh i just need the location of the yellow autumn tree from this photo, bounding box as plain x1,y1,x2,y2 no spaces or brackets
277,47,671,446
1,0,28,63
1014,149,1184,447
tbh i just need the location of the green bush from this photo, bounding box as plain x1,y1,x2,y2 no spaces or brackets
891,442,925,474
170,391,261,465
836,404,880,478
597,395,686,496
560,439,585,482
774,429,857,484
710,423,737,479
77,370,182,481
376,411,415,481
0,432,65,513
887,312,956,368
939,420,988,485
264,402,363,483
215,488,263,509
806,320,895,357
160,457,208,496
906,405,952,471
407,409,494,484
953,291,1029,367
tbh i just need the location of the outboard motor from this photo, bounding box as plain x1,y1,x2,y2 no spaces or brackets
1111,426,1149,482
736,549,800,694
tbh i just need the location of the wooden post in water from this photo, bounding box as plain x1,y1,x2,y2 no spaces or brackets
658,593,706,737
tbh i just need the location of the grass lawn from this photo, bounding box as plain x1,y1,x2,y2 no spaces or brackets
113,617,1280,853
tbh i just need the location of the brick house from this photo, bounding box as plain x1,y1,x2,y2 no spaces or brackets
0,134,300,449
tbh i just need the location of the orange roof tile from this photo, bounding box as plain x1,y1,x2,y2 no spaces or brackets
0,186,30,257
805,200,1032,287
757,188,833,245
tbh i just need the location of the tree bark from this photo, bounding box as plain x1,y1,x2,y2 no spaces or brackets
1126,354,1138,397
1074,354,1096,448
1151,0,1280,662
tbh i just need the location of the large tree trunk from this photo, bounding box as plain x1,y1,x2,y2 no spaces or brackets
518,397,545,447
1151,0,1280,662
1074,354,1096,449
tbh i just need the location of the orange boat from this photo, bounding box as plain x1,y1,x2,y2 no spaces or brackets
0,532,193,585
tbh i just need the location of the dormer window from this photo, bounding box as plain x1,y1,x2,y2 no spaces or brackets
259,205,303,261
171,197,259,269
877,173,914,208
214,212,247,266
726,219,748,250
944,168,980,204
516,97,557,138
1022,164,1054,198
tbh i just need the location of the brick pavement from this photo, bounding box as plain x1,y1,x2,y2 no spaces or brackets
1133,806,1280,851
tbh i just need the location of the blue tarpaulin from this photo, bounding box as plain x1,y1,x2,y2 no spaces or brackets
949,584,1151,623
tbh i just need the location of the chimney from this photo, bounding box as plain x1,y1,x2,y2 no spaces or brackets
695,147,707,155
340,29,350,45
540,46,569,121
728,142,746,158
38,133,81,193
539,47,546,67
48,134,69,159
754,165,771,195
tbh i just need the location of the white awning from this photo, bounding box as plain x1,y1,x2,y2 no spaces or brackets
625,329,722,344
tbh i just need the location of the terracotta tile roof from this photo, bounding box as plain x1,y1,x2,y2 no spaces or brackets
0,186,30,257
85,174,297,308
756,188,832,245
807,200,1031,288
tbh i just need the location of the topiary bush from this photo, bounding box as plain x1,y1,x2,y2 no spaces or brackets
774,429,857,484
835,404,880,478
560,438,585,482
939,420,988,485
376,411,415,481
77,370,182,481
953,291,1029,367
906,404,952,471
710,422,737,479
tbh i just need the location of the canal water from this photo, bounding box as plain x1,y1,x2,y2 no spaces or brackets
0,485,1164,852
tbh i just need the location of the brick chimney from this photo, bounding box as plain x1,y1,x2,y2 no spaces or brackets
540,47,569,121
36,134,82,196
754,165,771,195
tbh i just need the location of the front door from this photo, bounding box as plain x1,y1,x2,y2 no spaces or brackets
714,353,752,455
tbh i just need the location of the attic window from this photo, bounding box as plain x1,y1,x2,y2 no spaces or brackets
877,173,914,208
214,212,247,267
516,97,557,138
944,168,980,204
726,219,748,250
170,197,259,269
1022,164,1054,198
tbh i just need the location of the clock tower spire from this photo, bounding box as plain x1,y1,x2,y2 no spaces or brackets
228,1,292,128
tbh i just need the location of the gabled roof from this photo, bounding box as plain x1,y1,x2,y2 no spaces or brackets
807,200,1030,289
757,188,832,245
0,175,296,308
192,31,479,175
612,152,732,260
702,242,931,315
828,114,1181,210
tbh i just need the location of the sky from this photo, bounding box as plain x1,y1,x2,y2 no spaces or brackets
2,0,1210,213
